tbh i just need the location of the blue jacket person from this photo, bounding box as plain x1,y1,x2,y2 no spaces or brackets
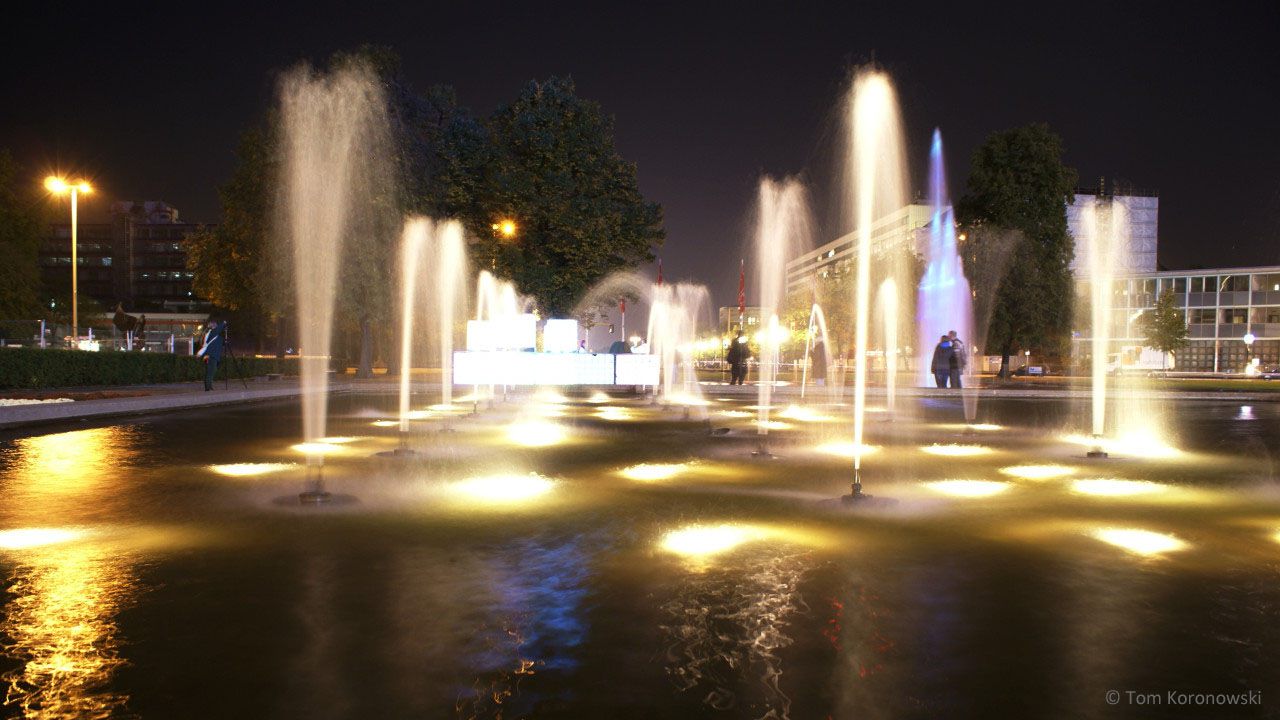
196,320,226,391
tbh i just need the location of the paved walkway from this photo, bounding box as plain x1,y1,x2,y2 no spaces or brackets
0,378,353,431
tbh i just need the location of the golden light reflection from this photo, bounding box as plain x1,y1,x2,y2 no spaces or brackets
318,436,358,444
449,473,555,503
290,441,345,456
0,528,87,550
531,389,569,404
209,462,295,478
921,444,992,457
717,410,753,419
618,462,690,481
756,420,793,431
1091,527,1188,556
8,427,140,497
666,392,711,407
1062,432,1182,459
0,540,134,717
660,524,766,558
595,406,632,421
999,464,1077,480
1072,478,1169,497
587,392,612,404
506,420,568,447
924,480,1012,498
371,420,400,428
777,405,835,422
967,423,1003,431
814,442,879,458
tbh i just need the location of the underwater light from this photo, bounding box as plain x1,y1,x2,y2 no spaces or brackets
921,444,991,457
1091,527,1187,556
666,392,711,407
717,410,753,419
660,524,765,558
595,406,632,421
924,480,1011,498
1072,478,1169,497
1062,432,1182,459
619,462,689,481
210,463,294,477
756,420,793,431
451,473,554,503
967,423,1003,431
588,391,612,404
778,405,834,422
318,436,357,444
0,527,87,550
291,442,345,456
814,442,878,458
506,420,568,447
532,389,569,404
999,464,1077,480
371,420,400,428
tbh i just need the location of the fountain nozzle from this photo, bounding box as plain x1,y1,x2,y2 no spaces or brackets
1086,434,1109,459
299,461,332,503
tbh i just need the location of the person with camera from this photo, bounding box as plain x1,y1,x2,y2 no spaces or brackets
196,319,226,391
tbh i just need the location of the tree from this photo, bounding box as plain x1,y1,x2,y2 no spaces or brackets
185,124,285,352
0,150,43,335
1141,290,1188,368
957,124,1078,376
475,76,664,316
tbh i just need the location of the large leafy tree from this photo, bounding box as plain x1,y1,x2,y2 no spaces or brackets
0,150,43,335
957,123,1077,376
475,76,664,316
1141,290,1188,367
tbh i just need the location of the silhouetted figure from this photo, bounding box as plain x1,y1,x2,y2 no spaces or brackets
726,330,750,385
811,339,827,386
197,320,226,391
947,330,966,389
930,335,953,388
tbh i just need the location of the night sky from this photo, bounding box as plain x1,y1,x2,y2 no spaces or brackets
4,2,1277,306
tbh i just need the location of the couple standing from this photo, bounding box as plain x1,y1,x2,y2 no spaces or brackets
930,330,967,389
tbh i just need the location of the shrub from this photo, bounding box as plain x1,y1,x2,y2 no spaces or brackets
0,347,299,389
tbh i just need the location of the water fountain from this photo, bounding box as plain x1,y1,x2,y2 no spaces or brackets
915,129,974,397
278,59,391,502
753,178,810,457
389,218,467,454
647,282,712,411
877,278,899,417
843,69,909,502
1080,200,1122,456
799,303,834,402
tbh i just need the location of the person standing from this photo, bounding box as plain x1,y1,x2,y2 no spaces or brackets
727,330,750,385
196,319,225,391
811,338,827,387
930,335,952,388
947,330,966,389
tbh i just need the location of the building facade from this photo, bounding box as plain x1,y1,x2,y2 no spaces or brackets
41,201,208,313
1079,266,1280,373
1067,186,1159,275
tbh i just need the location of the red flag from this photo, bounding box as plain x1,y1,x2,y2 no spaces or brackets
737,259,746,317
619,298,626,314
657,258,663,286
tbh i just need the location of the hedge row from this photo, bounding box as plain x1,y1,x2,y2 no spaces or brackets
0,347,300,389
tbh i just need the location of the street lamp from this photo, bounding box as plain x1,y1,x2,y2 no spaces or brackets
44,176,92,346
492,219,517,239
1243,332,1256,374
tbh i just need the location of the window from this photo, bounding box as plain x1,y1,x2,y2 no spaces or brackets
1221,308,1247,324
1190,309,1216,324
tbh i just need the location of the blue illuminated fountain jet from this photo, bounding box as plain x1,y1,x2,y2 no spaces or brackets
915,129,973,389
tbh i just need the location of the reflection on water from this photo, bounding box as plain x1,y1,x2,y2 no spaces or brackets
661,549,810,719
0,541,138,719
455,535,589,718
0,427,145,525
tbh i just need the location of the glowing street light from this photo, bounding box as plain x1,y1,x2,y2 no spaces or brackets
44,176,93,345
492,219,517,239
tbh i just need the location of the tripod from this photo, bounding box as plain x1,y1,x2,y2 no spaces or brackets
222,325,250,391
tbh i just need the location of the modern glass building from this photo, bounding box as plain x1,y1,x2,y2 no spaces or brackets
1080,266,1280,373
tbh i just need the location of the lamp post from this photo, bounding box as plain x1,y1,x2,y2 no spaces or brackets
44,176,92,346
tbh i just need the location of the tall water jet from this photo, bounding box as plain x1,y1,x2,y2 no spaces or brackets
1078,200,1125,456
800,303,834,401
647,282,712,408
844,69,909,499
878,278,899,416
916,129,974,396
397,218,467,437
278,60,390,499
754,178,810,452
